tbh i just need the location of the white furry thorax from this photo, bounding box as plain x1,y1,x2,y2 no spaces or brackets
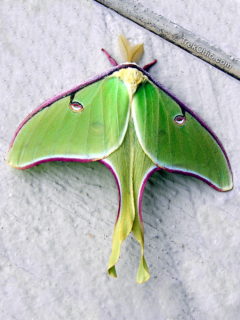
110,67,147,96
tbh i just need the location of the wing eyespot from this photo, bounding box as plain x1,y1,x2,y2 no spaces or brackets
69,102,84,112
174,115,186,125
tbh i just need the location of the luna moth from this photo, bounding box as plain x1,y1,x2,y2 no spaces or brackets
7,35,232,283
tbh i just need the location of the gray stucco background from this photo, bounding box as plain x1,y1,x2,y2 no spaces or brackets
1,1,240,319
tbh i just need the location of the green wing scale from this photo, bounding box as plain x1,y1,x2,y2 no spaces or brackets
7,56,232,283
132,80,232,191
8,77,129,168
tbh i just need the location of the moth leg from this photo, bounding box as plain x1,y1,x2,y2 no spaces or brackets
143,59,158,71
101,48,118,66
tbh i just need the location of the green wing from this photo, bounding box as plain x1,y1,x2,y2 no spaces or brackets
8,76,129,168
132,80,232,191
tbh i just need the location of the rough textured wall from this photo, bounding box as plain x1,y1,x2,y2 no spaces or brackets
1,1,239,319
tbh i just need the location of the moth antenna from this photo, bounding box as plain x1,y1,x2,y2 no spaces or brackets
118,34,144,63
101,48,118,66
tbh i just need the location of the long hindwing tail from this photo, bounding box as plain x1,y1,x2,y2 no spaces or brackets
104,121,156,283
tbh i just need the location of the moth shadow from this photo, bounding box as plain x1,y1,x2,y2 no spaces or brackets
141,169,212,279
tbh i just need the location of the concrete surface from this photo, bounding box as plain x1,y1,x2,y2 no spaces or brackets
1,1,240,319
